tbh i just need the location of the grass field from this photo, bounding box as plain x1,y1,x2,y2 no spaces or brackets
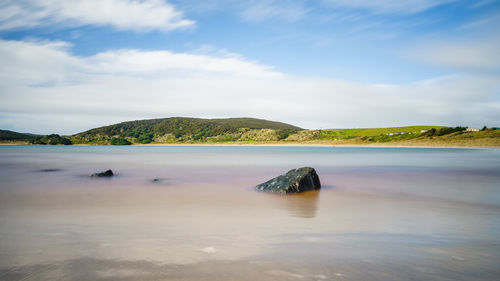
318,126,445,138
296,129,500,147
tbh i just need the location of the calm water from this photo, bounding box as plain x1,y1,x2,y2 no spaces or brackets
0,145,499,280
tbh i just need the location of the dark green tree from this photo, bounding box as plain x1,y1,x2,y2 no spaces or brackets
110,138,132,145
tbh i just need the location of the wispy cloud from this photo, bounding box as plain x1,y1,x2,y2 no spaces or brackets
1,39,498,134
405,36,500,73
239,0,310,22
457,14,500,30
0,0,194,32
321,0,455,14
172,0,311,22
469,0,496,9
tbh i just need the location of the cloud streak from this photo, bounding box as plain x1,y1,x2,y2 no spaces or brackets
239,0,310,22
0,0,194,32
321,0,455,14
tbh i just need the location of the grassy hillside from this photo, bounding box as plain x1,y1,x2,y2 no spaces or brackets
70,116,499,147
292,128,499,147
72,117,302,144
0,130,72,145
0,129,35,141
2,119,498,147
285,126,445,142
320,126,446,138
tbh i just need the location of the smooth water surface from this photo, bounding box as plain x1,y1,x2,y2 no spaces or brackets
0,145,499,280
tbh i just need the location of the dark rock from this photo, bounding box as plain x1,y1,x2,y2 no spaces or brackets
152,178,171,185
37,168,63,172
91,169,114,177
152,178,166,183
255,167,321,194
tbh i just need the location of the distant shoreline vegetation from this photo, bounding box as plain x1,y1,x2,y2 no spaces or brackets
1,118,499,147
30,134,72,145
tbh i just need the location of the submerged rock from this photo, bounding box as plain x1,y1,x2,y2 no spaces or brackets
255,167,321,194
37,168,63,172
152,178,167,184
91,169,114,178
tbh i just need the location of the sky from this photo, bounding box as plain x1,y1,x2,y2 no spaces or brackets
0,0,499,134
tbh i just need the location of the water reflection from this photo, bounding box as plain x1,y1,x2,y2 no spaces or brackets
1,146,499,280
284,190,320,218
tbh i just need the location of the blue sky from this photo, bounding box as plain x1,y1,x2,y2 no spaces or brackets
0,0,499,134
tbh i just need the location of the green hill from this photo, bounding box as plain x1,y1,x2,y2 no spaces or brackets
72,117,303,144
0,130,72,145
70,118,498,146
0,129,36,141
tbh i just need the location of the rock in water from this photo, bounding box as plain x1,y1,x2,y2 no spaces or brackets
91,169,114,177
256,167,321,194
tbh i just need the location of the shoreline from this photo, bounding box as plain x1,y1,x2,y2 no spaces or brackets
2,142,496,149
131,143,498,149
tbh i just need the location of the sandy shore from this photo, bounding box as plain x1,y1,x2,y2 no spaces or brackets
1,143,498,149
1,141,498,148
129,142,498,149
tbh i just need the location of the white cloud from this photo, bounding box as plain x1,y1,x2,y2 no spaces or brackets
0,39,499,134
0,39,82,85
86,49,282,78
321,0,454,14
0,0,194,32
405,37,500,72
0,39,280,83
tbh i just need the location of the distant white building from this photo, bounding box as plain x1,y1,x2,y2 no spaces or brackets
420,130,427,133
466,128,480,132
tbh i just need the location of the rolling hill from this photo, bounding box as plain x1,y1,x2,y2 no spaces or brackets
72,117,303,144
0,129,37,141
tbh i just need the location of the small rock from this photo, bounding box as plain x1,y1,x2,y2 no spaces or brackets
152,178,173,185
37,168,63,172
91,169,114,177
255,167,321,194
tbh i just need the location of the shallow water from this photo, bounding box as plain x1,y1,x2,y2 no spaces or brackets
0,145,499,280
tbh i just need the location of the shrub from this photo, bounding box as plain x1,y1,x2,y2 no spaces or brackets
278,129,291,140
137,133,153,144
30,134,72,145
110,138,132,145
423,128,437,136
436,126,466,136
